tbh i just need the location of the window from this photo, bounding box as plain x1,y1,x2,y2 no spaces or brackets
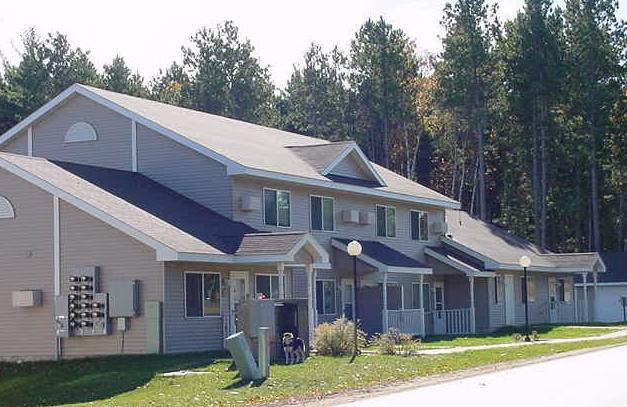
494,276,503,304
412,283,431,311
410,210,429,241
376,205,396,237
316,280,336,315
386,284,403,310
185,272,221,317
342,282,353,319
310,196,335,231
264,188,291,227
521,276,536,303
0,196,15,219
255,274,280,299
557,278,573,303
65,121,98,143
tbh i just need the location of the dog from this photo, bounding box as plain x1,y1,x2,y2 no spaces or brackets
282,332,306,364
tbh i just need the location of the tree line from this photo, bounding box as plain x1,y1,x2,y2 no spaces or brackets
0,0,624,253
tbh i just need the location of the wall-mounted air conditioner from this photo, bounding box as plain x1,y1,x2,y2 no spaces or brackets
342,209,360,224
359,211,375,225
240,196,261,212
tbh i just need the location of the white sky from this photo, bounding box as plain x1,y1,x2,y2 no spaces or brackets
1,0,626,88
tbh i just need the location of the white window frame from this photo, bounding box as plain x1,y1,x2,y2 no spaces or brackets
409,210,429,241
521,275,536,303
411,282,431,310
385,283,404,311
255,273,281,299
262,188,291,228
64,121,98,143
0,196,15,219
494,275,504,304
316,279,337,315
376,204,397,238
184,271,222,319
309,194,336,232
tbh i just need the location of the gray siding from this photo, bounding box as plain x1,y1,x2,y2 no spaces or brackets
2,130,28,155
330,154,370,180
0,170,55,360
59,202,164,357
32,94,133,170
487,277,506,328
137,125,233,217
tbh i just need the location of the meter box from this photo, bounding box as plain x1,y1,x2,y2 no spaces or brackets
66,267,110,336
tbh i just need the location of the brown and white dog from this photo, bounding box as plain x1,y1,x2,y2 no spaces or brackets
282,332,305,364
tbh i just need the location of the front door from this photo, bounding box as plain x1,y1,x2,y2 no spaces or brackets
433,282,446,334
229,272,249,336
504,275,515,325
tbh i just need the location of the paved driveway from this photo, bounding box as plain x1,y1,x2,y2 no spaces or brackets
337,344,627,407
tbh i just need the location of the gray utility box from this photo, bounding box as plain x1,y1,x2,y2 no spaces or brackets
109,281,139,317
237,299,309,361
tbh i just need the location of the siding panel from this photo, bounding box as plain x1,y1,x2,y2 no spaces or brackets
2,131,28,155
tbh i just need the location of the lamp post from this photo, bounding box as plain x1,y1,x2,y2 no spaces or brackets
347,240,362,363
519,255,531,342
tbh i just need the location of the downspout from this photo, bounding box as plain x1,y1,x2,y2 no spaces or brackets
53,196,61,360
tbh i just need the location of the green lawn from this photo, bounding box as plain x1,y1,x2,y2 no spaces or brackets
2,336,627,407
418,325,621,348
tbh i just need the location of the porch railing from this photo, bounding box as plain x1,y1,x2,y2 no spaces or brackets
427,308,474,335
387,308,425,337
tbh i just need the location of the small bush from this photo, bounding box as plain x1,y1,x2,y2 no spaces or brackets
532,330,540,341
373,329,422,356
313,317,365,356
512,333,523,342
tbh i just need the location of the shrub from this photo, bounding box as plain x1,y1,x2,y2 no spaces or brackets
313,317,365,356
532,330,540,341
512,333,523,342
373,329,422,356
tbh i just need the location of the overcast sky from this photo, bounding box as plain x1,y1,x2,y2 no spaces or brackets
1,0,626,88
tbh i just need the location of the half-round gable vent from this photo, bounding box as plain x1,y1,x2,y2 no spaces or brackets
0,196,15,219
65,122,98,143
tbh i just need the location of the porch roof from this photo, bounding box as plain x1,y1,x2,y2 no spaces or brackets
425,246,495,277
332,238,431,274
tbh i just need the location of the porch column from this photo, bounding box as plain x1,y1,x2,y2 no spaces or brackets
382,272,389,333
419,274,425,336
592,271,599,322
312,268,318,327
277,262,285,299
582,272,589,323
306,263,315,346
469,275,476,333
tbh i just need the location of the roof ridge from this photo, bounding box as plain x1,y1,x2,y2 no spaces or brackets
285,140,354,148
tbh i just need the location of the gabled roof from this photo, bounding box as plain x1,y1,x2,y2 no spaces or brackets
0,153,329,264
444,209,605,273
575,252,627,284
0,84,459,209
332,238,431,274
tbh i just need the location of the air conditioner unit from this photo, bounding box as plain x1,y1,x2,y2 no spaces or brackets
342,209,360,224
240,196,261,212
12,290,42,307
359,211,376,225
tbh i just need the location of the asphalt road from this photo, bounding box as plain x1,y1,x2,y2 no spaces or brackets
337,344,627,407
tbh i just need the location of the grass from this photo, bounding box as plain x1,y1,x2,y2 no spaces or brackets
418,324,620,348
2,335,627,407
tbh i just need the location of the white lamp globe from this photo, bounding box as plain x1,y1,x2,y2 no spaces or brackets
347,240,362,257
519,255,531,268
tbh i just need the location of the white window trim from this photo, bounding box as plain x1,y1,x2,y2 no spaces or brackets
309,194,336,232
255,273,281,299
64,121,98,143
184,271,222,319
262,187,292,228
385,282,404,311
494,276,504,305
0,196,15,219
409,209,429,242
376,204,397,238
521,275,536,303
316,279,337,315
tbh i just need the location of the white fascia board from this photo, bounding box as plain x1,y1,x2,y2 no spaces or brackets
235,167,461,210
286,234,331,264
320,143,388,187
387,267,433,274
0,156,182,260
575,282,627,287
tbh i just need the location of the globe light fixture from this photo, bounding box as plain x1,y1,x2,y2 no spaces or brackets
519,255,531,268
347,240,362,257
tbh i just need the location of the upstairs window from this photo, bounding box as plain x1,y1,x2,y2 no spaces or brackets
264,188,291,227
185,272,221,317
65,122,98,143
376,205,396,237
410,210,429,241
316,280,336,315
310,195,335,231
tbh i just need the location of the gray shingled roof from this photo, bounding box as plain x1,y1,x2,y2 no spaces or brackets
0,153,323,261
287,142,354,173
78,85,457,207
333,238,429,269
445,209,603,272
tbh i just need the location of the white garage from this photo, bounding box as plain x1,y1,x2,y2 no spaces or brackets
576,252,627,323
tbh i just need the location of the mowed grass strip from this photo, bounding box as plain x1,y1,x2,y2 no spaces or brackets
2,336,627,407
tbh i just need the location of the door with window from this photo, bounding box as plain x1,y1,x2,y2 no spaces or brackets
433,282,446,334
229,272,249,336
341,280,354,320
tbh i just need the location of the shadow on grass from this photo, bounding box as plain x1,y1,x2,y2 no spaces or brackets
0,351,228,407
421,325,562,345
222,376,268,390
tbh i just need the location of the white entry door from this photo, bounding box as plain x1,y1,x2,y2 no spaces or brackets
433,282,446,335
504,275,515,325
229,272,249,336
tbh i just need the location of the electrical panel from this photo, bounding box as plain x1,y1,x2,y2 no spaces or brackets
66,267,110,336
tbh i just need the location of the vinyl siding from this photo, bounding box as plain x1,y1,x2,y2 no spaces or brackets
329,154,371,180
0,170,55,360
2,130,28,155
233,177,445,263
32,94,132,170
137,125,233,217
59,202,164,358
487,277,506,328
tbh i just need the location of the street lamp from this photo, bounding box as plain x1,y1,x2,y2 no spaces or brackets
347,240,362,363
519,255,531,342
